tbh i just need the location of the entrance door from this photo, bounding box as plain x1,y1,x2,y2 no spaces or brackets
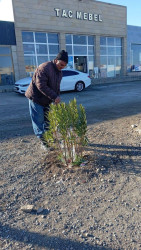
74,56,87,73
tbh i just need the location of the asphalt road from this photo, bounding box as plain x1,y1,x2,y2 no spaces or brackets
0,81,141,140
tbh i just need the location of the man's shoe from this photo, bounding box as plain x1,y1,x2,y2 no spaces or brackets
40,142,48,151
39,138,54,151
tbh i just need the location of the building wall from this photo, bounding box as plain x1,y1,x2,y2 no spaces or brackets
12,0,127,80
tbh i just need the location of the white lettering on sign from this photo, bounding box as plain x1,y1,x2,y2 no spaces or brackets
99,15,102,22
54,8,60,17
62,9,67,18
88,13,93,21
54,8,103,22
68,10,73,18
83,13,88,20
76,11,82,19
94,14,98,22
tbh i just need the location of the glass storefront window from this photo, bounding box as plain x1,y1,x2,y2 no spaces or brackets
100,37,106,45
107,37,114,46
66,34,95,73
74,46,87,55
100,56,107,78
35,32,46,43
88,46,94,55
0,56,12,68
100,56,107,66
130,44,141,71
108,56,115,65
116,47,122,55
0,47,14,85
73,35,87,45
0,47,11,54
66,34,72,44
108,47,115,55
74,56,87,73
23,44,35,54
24,55,37,73
100,36,122,77
49,45,59,55
88,36,94,45
36,44,48,54
22,31,59,75
48,33,58,43
116,56,121,75
115,66,121,75
49,56,56,61
66,45,72,55
37,56,48,65
116,38,122,46
68,56,73,68
116,56,121,66
100,47,107,55
88,56,94,70
22,32,34,42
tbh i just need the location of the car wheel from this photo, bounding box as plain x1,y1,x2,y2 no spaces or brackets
75,81,85,92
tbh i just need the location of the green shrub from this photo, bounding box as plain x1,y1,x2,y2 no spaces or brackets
43,98,88,166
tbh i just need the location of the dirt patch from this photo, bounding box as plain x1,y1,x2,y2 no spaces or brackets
41,152,99,181
0,114,141,250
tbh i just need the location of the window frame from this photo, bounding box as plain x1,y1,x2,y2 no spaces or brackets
100,36,122,77
65,34,95,72
22,31,59,75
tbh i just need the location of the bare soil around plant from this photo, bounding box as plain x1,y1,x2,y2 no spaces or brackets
0,82,141,250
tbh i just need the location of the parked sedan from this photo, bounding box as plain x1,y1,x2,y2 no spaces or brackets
14,69,91,94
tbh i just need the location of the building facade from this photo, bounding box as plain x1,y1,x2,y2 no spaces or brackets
11,0,127,82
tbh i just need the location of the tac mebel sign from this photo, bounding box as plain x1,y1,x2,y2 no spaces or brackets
54,8,103,22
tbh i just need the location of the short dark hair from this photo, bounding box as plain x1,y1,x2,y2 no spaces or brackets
56,50,68,63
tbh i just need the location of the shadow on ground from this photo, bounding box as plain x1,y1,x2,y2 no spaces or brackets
0,223,112,250
86,101,141,126
88,143,141,176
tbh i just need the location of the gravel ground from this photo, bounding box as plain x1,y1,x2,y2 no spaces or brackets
0,112,141,250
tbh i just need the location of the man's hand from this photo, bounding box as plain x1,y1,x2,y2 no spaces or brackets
54,96,61,104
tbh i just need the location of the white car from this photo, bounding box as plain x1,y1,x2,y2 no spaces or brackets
14,69,91,94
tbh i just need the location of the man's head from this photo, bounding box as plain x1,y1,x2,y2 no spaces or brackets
55,50,68,70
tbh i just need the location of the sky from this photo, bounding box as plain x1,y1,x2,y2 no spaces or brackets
0,0,14,21
0,0,141,27
97,0,141,26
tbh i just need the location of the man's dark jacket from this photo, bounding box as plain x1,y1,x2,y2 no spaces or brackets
25,60,62,107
